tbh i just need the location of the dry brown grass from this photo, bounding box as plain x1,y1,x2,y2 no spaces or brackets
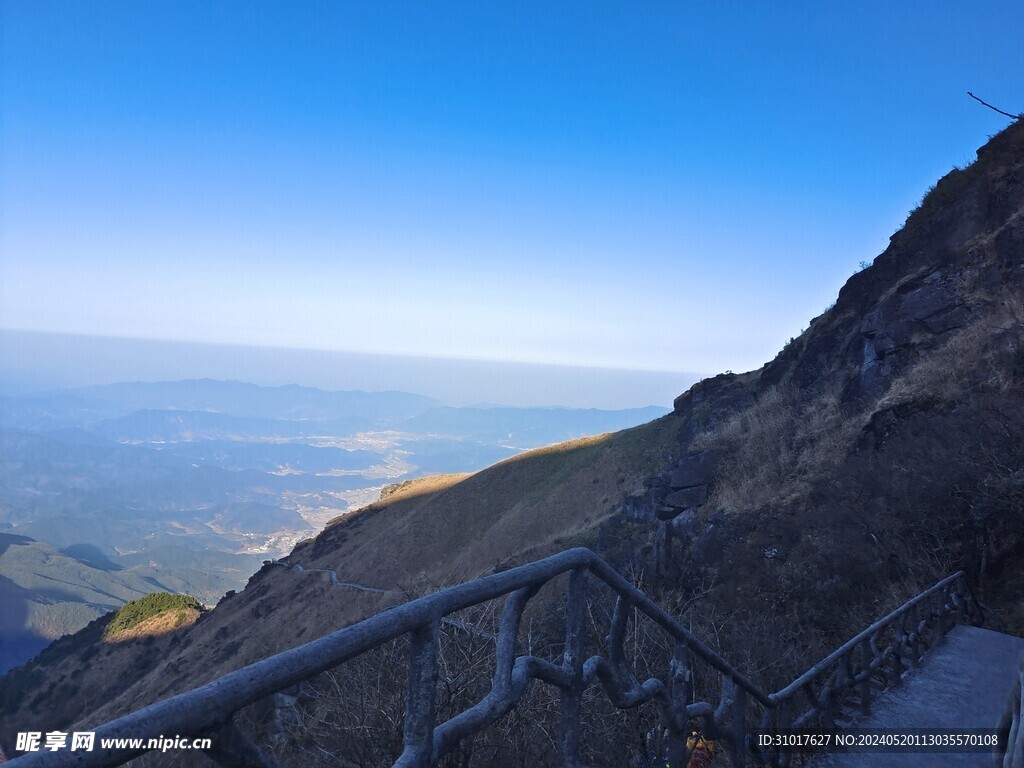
104,609,201,644
694,284,1024,517
331,474,471,524
880,287,1024,410
300,416,681,590
692,385,864,513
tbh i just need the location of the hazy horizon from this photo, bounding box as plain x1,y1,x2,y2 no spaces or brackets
0,329,701,409
4,2,1021,387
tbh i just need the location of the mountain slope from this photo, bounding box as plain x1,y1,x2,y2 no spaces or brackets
1,120,1022,760
0,384,669,675
0,415,682,742
0,534,170,674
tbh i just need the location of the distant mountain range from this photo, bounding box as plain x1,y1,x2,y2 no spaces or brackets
0,379,441,433
0,379,669,671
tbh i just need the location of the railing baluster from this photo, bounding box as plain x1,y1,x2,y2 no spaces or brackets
395,620,441,768
923,593,935,648
911,602,923,662
859,638,872,715
732,681,748,768
665,642,691,768
204,717,285,768
558,567,588,768
775,700,792,768
890,622,904,686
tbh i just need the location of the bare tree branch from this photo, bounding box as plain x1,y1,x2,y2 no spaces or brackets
967,91,1022,120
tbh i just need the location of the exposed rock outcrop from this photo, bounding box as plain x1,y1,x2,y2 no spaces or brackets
646,120,1024,586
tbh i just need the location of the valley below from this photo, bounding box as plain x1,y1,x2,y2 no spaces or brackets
0,379,667,673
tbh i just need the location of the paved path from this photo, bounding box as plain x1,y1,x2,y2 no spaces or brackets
268,559,396,593
807,625,1024,767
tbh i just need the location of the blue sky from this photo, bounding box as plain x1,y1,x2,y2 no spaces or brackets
2,1,1022,380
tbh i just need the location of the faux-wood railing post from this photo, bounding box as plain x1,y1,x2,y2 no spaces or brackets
665,642,691,768
925,593,938,647
955,583,968,626
775,700,792,768
731,682,748,768
859,638,872,715
559,567,588,768
890,620,904,687
396,621,440,768
908,603,919,662
204,718,285,768
938,588,949,633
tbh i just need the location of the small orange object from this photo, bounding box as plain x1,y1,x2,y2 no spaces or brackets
685,730,719,768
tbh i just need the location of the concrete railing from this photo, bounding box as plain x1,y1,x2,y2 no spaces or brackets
756,570,983,766
5,549,766,768
4,550,985,768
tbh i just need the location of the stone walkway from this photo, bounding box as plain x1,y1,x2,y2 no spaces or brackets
807,625,1023,767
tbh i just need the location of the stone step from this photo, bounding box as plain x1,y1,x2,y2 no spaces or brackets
805,624,1024,767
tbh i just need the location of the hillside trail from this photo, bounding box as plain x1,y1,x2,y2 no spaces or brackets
268,559,395,594
268,559,497,640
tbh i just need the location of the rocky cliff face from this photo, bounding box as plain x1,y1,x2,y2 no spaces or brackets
651,120,1023,527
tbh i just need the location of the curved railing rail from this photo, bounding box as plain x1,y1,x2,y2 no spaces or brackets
4,549,984,768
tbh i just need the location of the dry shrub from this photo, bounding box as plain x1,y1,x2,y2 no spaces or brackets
694,286,1024,518
880,324,1013,409
225,577,753,768
693,386,864,514
881,285,1024,409
232,581,656,767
